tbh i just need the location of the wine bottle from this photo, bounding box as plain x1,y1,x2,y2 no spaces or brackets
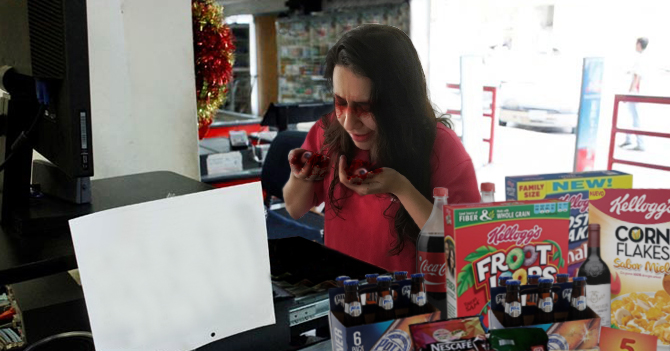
577,223,611,327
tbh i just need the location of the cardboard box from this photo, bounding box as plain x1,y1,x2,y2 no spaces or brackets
489,282,601,350
328,279,441,351
443,200,570,327
505,170,633,276
590,189,670,349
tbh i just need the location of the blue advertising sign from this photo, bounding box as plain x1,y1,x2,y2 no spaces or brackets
574,57,605,172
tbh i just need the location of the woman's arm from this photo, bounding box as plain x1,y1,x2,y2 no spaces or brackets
283,174,318,219
393,177,433,229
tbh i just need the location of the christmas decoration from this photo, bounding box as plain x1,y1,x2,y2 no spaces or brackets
192,0,235,139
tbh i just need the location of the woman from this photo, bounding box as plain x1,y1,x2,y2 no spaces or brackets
283,24,480,272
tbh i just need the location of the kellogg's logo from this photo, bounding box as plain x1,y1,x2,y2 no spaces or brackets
609,194,670,220
558,193,589,214
487,224,542,246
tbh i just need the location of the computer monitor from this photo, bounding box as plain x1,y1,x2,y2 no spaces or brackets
0,0,93,234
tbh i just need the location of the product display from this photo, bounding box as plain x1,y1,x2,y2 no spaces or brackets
443,200,569,325
590,189,670,346
506,170,632,276
409,316,489,351
276,3,409,103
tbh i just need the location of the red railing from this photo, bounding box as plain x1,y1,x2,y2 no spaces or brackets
607,94,670,172
446,83,497,164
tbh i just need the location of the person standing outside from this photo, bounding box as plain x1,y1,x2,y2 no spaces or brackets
620,37,649,151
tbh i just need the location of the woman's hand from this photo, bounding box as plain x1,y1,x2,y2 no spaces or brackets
338,155,408,196
288,148,330,181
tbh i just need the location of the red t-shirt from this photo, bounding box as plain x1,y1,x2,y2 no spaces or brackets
301,117,480,273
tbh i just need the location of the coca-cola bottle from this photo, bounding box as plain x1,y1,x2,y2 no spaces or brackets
416,187,448,318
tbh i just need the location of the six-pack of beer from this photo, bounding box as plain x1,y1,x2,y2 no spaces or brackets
325,171,667,350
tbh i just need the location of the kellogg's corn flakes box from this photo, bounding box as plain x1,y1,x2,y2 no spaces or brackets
590,189,670,348
506,171,632,276
444,200,570,327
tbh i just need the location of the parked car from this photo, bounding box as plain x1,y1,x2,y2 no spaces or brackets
495,52,582,133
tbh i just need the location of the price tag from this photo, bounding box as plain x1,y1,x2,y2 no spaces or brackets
599,327,658,351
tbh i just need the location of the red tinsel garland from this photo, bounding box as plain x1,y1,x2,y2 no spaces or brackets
192,0,235,135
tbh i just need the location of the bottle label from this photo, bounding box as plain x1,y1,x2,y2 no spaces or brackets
571,296,587,311
418,250,446,293
345,301,362,317
505,301,521,317
586,283,611,326
379,295,394,310
539,297,553,313
412,292,427,306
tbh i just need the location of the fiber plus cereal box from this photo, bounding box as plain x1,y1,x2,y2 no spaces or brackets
590,189,670,348
444,200,570,327
506,171,632,276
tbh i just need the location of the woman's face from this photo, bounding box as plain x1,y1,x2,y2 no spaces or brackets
333,65,377,151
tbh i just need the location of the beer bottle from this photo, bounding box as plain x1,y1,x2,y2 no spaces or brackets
504,280,523,327
365,273,379,306
343,280,364,327
498,275,511,287
393,271,408,281
527,274,541,306
376,276,395,322
409,273,428,316
568,277,587,321
556,273,569,284
336,276,350,288
535,278,555,324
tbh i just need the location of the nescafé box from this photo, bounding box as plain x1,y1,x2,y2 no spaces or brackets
590,189,670,348
444,200,570,327
506,171,633,276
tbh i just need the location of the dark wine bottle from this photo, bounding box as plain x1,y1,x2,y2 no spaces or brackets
577,223,611,327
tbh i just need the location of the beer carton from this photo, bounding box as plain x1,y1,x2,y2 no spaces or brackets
506,170,633,276
489,282,601,350
328,280,440,351
444,200,570,327
590,189,670,348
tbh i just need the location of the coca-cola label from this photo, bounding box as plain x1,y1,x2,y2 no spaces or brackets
418,251,446,293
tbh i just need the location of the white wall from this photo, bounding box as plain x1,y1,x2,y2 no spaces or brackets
86,0,199,180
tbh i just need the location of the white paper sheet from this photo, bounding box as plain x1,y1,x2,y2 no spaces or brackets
69,182,275,351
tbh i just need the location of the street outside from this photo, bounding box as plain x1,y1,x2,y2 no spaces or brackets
476,122,670,201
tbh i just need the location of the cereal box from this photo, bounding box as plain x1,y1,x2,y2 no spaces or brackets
506,171,633,276
444,200,570,327
590,189,670,348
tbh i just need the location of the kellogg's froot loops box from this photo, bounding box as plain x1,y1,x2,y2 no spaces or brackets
590,189,670,348
444,200,570,327
506,171,632,276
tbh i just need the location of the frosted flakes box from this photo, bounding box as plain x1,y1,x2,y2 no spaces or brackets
506,170,632,276
444,200,570,327
590,189,670,348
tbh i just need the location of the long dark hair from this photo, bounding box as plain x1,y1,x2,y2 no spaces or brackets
320,24,447,255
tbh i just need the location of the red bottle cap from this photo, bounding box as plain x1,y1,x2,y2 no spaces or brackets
433,187,448,197
480,182,495,192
